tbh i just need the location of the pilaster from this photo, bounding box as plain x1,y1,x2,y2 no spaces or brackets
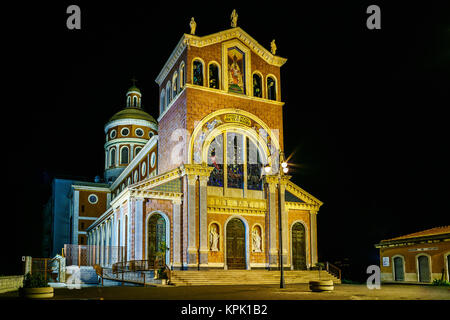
172,198,182,269
310,210,318,266
134,198,144,261
198,175,209,266
264,176,278,267
186,174,198,266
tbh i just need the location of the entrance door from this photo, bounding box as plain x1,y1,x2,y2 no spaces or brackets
148,214,166,267
418,255,431,282
393,257,404,281
447,255,450,281
292,222,307,270
226,218,246,269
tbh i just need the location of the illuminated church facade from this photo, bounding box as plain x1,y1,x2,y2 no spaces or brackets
77,16,323,271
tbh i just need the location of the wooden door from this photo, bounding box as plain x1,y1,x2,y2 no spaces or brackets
393,257,404,281
226,218,246,269
418,255,430,282
292,222,307,270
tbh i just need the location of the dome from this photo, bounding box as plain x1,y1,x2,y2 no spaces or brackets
108,107,157,123
127,85,141,93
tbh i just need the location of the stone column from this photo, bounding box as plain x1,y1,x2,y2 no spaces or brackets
134,198,144,261
265,176,278,268
72,190,80,245
172,198,182,269
198,175,209,267
186,174,198,268
310,210,318,266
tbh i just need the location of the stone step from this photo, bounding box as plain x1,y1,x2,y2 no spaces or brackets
169,270,340,286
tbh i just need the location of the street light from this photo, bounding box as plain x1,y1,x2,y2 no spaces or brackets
264,152,288,289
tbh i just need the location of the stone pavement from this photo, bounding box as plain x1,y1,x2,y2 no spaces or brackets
0,283,449,300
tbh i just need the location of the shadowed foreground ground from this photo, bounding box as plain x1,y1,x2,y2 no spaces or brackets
1,283,449,300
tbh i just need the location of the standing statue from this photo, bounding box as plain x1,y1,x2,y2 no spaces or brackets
270,39,277,55
252,228,262,252
189,17,197,35
209,225,219,251
231,9,238,28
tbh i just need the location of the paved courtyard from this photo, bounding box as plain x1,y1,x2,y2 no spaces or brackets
0,283,449,300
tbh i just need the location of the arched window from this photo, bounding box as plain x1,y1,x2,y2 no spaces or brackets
133,96,137,107
252,73,262,98
267,76,276,100
208,134,224,187
209,63,220,89
127,96,131,107
172,72,178,97
193,59,204,86
227,132,244,189
160,91,165,114
180,62,186,90
110,148,116,166
247,137,264,190
135,147,142,156
120,146,129,164
166,81,171,107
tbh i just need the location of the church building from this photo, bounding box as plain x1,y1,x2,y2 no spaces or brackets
69,12,324,272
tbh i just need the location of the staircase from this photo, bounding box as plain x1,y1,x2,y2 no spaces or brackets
170,270,340,286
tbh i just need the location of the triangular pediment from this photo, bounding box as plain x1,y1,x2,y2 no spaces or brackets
285,181,323,208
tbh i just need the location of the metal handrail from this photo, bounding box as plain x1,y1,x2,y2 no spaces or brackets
326,261,342,280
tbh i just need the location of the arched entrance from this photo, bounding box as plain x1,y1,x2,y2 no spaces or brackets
226,218,246,269
292,222,307,270
393,256,404,281
418,255,431,282
147,214,166,266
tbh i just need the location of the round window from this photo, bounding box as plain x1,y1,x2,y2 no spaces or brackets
110,129,117,139
135,128,144,137
150,152,156,168
121,128,130,136
88,194,98,204
141,162,147,176
134,170,139,183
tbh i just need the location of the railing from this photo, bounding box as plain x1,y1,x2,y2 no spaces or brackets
326,262,342,280
63,244,125,267
30,258,60,283
109,259,171,285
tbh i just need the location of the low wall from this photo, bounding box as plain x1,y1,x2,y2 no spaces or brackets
0,275,24,294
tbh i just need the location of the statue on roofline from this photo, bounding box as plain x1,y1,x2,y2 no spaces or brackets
190,17,196,35
271,39,277,55
231,9,238,28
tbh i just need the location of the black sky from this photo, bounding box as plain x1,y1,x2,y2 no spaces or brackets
2,1,450,279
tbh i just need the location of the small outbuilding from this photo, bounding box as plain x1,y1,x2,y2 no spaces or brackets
375,226,450,283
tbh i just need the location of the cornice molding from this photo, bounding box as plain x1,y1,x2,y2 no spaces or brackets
285,201,321,212
104,118,158,133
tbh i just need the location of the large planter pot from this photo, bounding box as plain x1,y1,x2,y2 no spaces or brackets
20,287,54,299
309,280,334,292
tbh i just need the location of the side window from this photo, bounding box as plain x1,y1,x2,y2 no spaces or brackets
193,59,204,86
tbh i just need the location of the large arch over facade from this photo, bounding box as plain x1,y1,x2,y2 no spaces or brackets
189,108,281,172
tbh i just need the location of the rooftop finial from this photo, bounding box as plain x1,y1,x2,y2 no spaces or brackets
231,9,238,28
190,17,197,35
131,76,138,87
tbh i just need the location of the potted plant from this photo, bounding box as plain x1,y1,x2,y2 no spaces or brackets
20,272,54,299
309,262,334,292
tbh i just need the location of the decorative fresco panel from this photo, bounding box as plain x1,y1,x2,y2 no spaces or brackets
227,47,245,94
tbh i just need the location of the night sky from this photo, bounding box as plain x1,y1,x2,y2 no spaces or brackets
3,1,449,280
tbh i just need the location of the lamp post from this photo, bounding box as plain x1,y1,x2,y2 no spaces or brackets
265,152,289,289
